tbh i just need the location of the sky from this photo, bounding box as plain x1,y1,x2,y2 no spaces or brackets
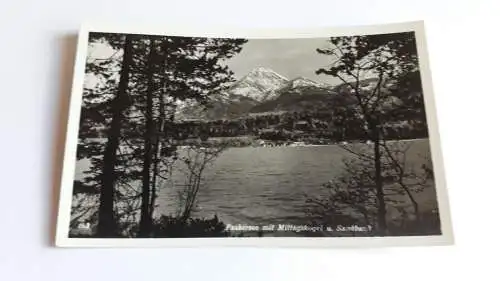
86,36,344,87
225,38,342,85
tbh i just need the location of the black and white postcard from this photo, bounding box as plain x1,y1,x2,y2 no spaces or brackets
55,21,453,247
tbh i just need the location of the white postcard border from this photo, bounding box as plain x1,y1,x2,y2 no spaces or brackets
55,20,454,248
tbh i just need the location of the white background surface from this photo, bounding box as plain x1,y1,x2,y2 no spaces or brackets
0,0,498,280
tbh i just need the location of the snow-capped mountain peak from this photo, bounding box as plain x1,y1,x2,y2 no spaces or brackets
246,67,289,82
289,77,323,88
228,67,289,101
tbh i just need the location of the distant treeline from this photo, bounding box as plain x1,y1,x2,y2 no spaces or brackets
91,108,428,143
171,108,428,143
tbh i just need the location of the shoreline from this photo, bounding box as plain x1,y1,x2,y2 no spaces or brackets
176,137,429,149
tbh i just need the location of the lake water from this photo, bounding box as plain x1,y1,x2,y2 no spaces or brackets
74,139,437,228
155,139,436,226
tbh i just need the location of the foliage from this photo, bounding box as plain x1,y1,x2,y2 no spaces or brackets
70,32,247,237
151,215,229,238
312,32,426,234
173,143,229,222
306,141,439,236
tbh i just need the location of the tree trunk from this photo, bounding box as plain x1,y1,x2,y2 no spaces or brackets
150,97,165,219
149,138,160,219
97,35,133,237
149,44,169,220
138,38,156,237
373,129,387,235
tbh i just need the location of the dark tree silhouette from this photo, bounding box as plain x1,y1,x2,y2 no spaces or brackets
75,33,137,237
72,32,246,238
306,141,438,236
315,32,424,235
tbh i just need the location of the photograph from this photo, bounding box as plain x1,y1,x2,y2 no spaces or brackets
55,22,453,247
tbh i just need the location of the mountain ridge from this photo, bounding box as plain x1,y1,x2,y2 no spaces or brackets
176,67,339,120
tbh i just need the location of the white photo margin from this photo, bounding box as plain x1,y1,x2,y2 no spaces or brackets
54,21,454,248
